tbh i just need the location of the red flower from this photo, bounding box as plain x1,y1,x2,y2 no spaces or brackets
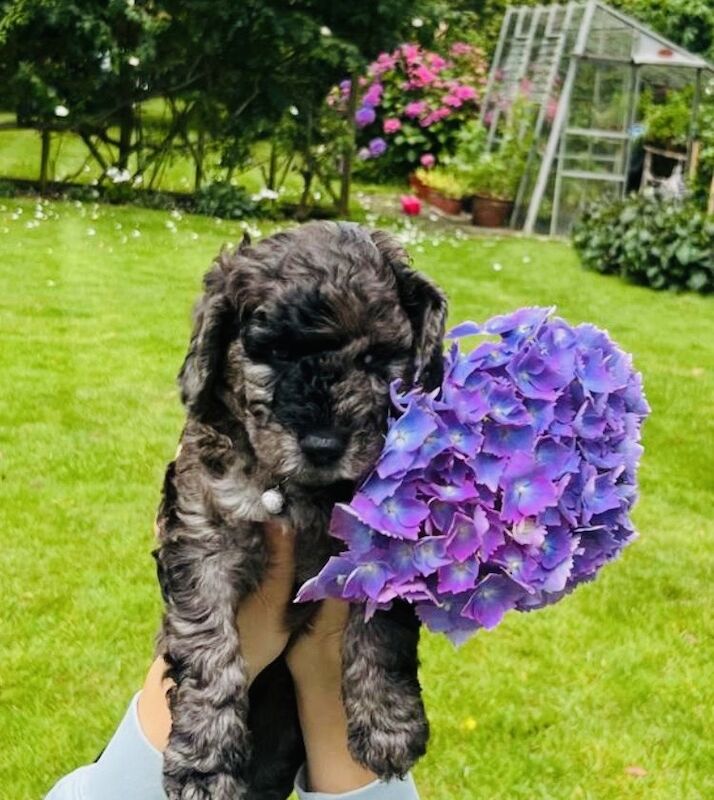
401,195,421,216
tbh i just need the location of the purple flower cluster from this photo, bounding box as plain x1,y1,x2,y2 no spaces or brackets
295,307,650,645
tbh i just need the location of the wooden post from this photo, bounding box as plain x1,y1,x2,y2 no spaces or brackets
708,171,714,216
688,140,700,183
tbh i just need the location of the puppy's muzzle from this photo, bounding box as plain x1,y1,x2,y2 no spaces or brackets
300,430,348,466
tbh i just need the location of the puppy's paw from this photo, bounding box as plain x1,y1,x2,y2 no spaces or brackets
347,714,429,780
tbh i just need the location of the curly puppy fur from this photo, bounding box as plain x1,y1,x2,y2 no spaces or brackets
152,221,447,799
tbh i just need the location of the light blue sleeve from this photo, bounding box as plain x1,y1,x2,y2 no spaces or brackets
293,764,420,800
44,692,420,800
45,691,165,800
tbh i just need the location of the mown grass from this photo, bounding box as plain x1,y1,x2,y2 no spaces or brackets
1,197,712,800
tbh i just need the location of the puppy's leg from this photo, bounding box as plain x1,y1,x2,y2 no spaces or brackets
245,655,304,799
342,601,429,780
157,523,264,800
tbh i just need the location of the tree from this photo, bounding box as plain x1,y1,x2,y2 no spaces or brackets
0,0,166,189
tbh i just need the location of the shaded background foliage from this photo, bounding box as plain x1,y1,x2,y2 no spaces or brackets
0,0,712,213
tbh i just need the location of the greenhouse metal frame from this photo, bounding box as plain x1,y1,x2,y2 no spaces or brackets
480,0,714,235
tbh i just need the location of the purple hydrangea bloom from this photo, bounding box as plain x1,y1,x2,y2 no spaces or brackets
355,106,376,127
368,137,387,157
296,307,650,645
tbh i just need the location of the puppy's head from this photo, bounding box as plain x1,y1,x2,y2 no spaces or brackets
177,221,447,487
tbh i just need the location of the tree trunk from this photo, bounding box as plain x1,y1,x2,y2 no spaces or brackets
297,170,313,220
337,73,359,218
194,124,206,192
118,103,134,170
39,129,51,194
267,140,278,191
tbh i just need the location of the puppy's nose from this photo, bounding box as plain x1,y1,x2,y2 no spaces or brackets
300,432,345,466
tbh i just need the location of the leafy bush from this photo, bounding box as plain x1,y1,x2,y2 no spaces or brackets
193,182,262,219
414,167,467,199
0,181,18,198
133,191,178,211
640,87,692,149
573,194,714,293
63,185,101,202
338,41,488,178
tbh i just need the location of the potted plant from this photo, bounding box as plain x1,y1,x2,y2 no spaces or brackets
465,153,520,227
640,87,691,152
453,97,533,227
413,167,466,215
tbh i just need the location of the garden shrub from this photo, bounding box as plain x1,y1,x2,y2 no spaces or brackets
338,41,488,178
573,194,714,293
63,185,101,202
193,182,263,219
133,191,179,211
0,181,18,198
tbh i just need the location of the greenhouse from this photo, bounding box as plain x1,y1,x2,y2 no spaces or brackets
480,0,714,234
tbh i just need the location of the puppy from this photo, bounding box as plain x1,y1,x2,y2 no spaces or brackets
152,221,447,799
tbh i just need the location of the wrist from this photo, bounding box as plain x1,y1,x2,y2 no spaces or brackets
294,676,377,794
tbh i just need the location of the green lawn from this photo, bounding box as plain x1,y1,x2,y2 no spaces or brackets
0,116,298,197
1,198,712,800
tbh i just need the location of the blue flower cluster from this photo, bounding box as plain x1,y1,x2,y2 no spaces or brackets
295,307,650,645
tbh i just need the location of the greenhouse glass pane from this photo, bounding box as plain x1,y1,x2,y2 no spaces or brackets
552,177,621,235
568,60,631,131
583,6,634,61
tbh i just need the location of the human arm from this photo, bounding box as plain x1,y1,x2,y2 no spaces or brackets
45,520,420,799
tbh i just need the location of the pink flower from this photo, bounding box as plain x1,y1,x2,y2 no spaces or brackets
443,94,463,108
363,82,383,107
384,117,402,134
427,54,447,72
420,107,450,127
401,43,421,62
401,195,421,216
420,153,435,168
455,85,477,101
404,101,427,118
413,65,437,86
370,52,397,76
450,42,473,56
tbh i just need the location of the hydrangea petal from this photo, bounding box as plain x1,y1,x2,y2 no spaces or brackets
461,573,525,629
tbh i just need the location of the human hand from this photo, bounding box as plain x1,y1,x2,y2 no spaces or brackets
235,518,295,683
284,597,350,693
285,598,378,794
138,519,295,751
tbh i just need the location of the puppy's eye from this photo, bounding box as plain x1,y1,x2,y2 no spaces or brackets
270,346,291,361
356,350,380,371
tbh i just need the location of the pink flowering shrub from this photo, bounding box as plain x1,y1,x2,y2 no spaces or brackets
329,42,488,178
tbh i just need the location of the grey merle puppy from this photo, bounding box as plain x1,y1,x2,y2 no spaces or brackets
152,221,447,800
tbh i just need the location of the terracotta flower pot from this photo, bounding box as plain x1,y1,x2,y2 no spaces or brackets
472,195,514,227
408,173,429,200
426,189,462,216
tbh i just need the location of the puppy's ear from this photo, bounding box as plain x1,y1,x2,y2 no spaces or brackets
371,230,448,392
177,253,237,415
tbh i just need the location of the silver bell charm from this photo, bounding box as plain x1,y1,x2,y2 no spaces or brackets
260,488,284,515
